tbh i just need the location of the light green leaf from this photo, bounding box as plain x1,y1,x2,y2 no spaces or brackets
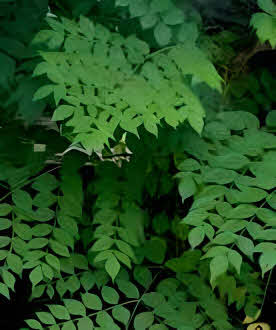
161,7,185,25
101,285,119,304
134,312,154,330
178,176,197,202
129,0,148,17
188,226,205,249
0,282,10,299
52,105,75,121
105,254,120,281
0,236,11,248
30,265,43,286
7,253,23,275
142,292,165,308
227,250,242,274
32,224,52,237
210,255,228,285
154,22,172,46
116,279,139,299
25,319,43,329
91,236,114,252
81,293,102,310
115,240,134,258
46,254,60,271
112,305,130,325
36,312,56,325
49,239,70,257
251,12,276,47
48,305,70,320
33,85,54,101
79,16,95,40
259,250,276,277
77,317,94,329
64,299,86,316
2,269,16,291
236,236,254,260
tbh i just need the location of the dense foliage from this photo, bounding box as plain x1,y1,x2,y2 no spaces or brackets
1,0,276,329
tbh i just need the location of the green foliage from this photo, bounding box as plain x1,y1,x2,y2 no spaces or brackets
1,1,276,329
251,0,276,47
32,15,221,153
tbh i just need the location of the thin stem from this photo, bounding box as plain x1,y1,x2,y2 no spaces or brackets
260,269,273,313
0,166,61,203
44,299,138,329
126,271,162,329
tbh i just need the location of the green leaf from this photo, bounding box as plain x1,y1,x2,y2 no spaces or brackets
33,85,54,101
178,176,197,202
210,255,228,286
48,305,70,320
140,14,158,29
105,254,120,281
227,250,242,274
32,224,52,237
25,319,43,329
188,226,205,249
134,266,152,288
0,283,10,299
154,22,172,46
143,239,166,264
142,292,165,308
80,271,95,291
101,285,119,304
236,236,254,260
62,320,76,330
66,276,81,294
258,0,276,15
0,204,12,216
251,12,276,47
79,16,95,40
7,253,23,275
49,239,70,257
77,317,94,330
14,222,32,240
202,168,237,185
2,269,15,291
259,250,276,276
129,0,148,17
81,293,102,310
0,236,11,248
266,110,276,127
112,305,130,325
115,240,134,258
169,46,222,91
36,312,56,325
116,279,139,299
30,265,43,286
52,105,75,121
256,208,276,226
161,7,185,25
12,190,32,210
91,236,114,252
28,238,48,249
64,299,86,316
46,254,60,271
134,312,154,330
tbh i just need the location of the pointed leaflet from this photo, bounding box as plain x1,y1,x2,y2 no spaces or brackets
169,46,222,91
188,226,205,249
210,255,229,286
105,254,120,281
